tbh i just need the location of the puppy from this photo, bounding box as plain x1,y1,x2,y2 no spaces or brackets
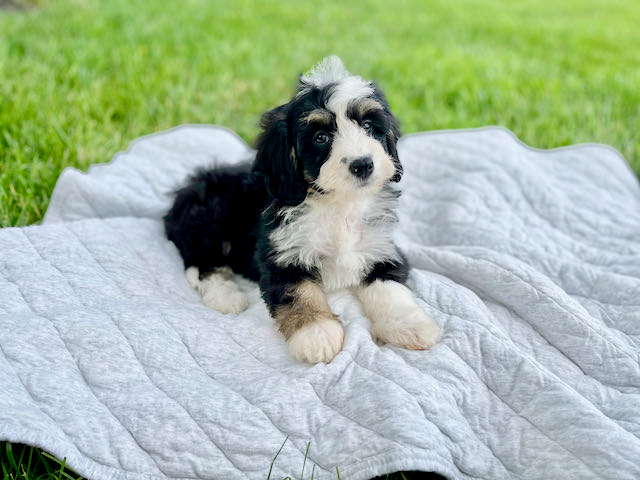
164,57,441,363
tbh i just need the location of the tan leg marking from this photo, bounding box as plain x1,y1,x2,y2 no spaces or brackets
275,281,344,363
275,281,336,339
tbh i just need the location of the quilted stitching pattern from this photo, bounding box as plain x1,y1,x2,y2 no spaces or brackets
1,126,639,480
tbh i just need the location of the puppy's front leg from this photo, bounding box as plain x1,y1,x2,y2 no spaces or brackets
357,279,441,350
263,274,344,363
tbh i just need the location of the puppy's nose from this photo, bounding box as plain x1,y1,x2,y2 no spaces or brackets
349,156,374,179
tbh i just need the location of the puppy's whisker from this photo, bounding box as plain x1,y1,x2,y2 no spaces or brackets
308,182,330,195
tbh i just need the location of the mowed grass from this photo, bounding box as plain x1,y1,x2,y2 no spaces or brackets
1,0,639,227
1,1,639,479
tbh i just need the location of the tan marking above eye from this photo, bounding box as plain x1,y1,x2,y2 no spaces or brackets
354,98,383,117
302,109,332,125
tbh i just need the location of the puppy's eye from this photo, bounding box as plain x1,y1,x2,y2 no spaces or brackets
362,120,373,134
313,131,329,145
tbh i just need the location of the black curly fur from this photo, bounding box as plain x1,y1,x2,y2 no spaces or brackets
163,163,266,281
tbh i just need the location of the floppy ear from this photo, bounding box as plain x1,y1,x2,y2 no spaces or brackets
253,104,308,206
372,83,403,182
384,114,402,183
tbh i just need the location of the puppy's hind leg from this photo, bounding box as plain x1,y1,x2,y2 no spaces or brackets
186,266,249,314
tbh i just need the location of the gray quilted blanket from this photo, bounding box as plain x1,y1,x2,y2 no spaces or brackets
1,125,639,480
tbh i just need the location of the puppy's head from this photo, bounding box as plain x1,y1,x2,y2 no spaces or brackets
254,56,401,206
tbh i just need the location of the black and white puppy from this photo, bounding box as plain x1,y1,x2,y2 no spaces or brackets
164,57,441,363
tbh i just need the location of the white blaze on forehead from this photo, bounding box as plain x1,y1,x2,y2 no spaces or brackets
300,56,374,111
327,76,374,113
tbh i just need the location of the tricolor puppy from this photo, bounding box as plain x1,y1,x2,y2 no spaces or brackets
164,57,441,363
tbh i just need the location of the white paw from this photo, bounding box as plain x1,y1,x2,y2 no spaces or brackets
371,308,441,350
287,316,344,364
185,267,249,314
201,287,249,314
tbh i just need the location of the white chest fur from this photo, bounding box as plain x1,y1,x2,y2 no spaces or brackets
269,190,401,291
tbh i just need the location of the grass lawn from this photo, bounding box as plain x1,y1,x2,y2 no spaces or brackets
1,0,639,228
1,0,639,478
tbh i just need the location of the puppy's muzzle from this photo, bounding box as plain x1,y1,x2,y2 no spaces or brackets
349,156,374,180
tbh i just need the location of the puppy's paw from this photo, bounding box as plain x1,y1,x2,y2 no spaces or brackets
287,316,344,364
201,287,249,315
186,267,249,314
371,308,441,350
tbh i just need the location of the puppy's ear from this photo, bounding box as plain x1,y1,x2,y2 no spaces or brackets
253,104,308,206
372,83,403,182
386,116,402,183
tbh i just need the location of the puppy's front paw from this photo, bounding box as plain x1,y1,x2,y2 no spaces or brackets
287,316,344,364
371,308,441,350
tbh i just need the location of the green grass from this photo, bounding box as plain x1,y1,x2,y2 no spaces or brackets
1,0,639,478
1,442,81,480
1,0,639,227
0,441,420,480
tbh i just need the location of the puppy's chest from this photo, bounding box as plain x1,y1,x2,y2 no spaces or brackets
319,213,372,290
269,198,398,290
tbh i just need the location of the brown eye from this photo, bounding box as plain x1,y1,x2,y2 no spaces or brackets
313,131,329,144
362,120,373,134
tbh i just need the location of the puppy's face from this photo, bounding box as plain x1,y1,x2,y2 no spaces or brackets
293,81,399,197
254,57,402,205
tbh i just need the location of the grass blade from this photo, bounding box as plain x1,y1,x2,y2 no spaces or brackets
300,442,310,480
266,436,288,480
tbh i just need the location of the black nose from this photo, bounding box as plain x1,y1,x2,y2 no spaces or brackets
349,156,374,179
